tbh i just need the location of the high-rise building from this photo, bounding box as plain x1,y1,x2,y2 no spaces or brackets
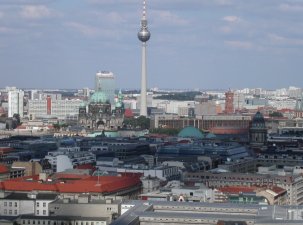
8,88,24,118
225,90,234,114
138,0,151,117
95,71,115,105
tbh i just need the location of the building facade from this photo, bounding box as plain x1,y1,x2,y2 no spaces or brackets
95,71,115,106
184,171,303,205
8,88,24,118
225,90,234,114
249,112,267,149
28,98,83,120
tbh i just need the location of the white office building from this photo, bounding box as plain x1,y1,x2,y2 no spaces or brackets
45,147,96,172
28,99,83,120
8,88,24,118
95,71,115,105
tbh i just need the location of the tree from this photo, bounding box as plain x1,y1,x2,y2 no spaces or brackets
269,112,283,117
123,116,150,129
13,113,21,126
53,123,61,131
136,116,150,129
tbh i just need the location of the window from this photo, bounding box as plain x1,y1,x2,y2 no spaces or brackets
43,210,46,215
9,210,12,215
15,202,18,207
14,210,17,215
37,210,39,215
9,202,12,207
37,202,40,207
4,209,7,214
43,202,46,207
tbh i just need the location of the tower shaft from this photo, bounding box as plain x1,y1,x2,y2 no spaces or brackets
140,42,147,116
138,0,150,117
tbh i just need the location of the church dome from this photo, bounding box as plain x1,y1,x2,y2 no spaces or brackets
90,91,109,103
178,126,204,139
252,112,266,128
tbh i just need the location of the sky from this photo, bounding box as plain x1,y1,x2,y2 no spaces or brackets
0,0,303,90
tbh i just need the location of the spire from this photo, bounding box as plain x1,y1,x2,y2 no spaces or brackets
138,0,151,42
142,0,147,20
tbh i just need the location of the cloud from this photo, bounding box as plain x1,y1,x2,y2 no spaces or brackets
0,26,20,34
20,5,52,19
224,40,253,49
214,0,233,6
93,11,127,24
0,0,54,5
223,16,240,23
65,22,123,39
65,22,99,37
219,26,232,34
151,10,189,26
88,0,137,5
279,3,303,12
268,33,303,46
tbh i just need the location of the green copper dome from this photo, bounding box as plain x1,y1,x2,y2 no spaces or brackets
178,126,204,139
90,91,109,103
252,112,266,128
115,101,122,108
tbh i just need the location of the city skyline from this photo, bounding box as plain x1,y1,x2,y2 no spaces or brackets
1,0,303,90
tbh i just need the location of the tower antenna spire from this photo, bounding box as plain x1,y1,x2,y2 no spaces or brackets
142,0,147,19
138,0,151,117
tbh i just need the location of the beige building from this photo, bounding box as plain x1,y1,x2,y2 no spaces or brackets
184,171,303,205
12,161,42,177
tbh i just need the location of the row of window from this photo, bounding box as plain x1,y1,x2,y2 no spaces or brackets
37,202,47,207
36,210,47,215
22,221,104,225
3,209,18,215
4,202,18,207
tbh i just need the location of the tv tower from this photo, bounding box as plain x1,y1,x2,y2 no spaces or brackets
138,0,151,117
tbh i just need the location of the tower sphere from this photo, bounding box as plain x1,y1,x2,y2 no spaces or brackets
138,28,151,42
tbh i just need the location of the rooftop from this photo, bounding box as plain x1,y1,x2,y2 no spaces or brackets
0,173,141,194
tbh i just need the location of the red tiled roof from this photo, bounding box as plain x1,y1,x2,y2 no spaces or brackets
16,125,26,129
0,147,14,154
53,173,90,180
0,164,9,174
124,108,134,118
269,186,286,195
0,174,141,194
75,164,96,171
218,186,256,194
210,127,249,135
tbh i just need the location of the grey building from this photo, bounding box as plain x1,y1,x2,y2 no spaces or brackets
18,215,109,225
112,200,303,225
0,192,57,217
49,195,121,223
